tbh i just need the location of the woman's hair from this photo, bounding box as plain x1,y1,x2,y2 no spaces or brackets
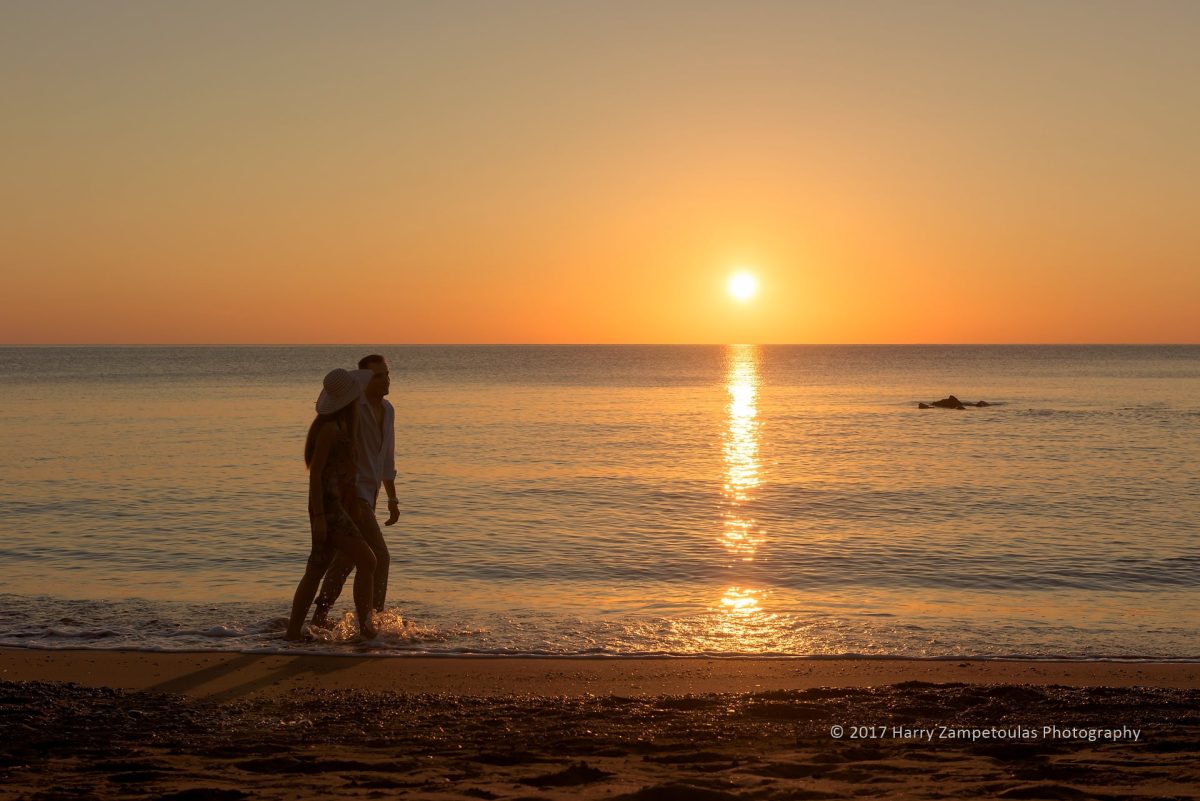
304,402,358,468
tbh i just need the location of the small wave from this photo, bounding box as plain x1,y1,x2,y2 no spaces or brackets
44,628,119,640
1,639,1195,662
163,625,246,639
2,595,1197,662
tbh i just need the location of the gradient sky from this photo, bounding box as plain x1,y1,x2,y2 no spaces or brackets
2,0,1197,344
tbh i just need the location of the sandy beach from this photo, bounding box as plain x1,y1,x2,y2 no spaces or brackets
2,649,1197,800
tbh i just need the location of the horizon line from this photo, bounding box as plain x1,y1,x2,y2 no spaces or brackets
2,342,1197,348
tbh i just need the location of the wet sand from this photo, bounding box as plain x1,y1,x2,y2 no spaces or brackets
2,648,1197,800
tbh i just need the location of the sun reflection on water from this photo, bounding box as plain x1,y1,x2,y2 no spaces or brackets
714,343,772,650
719,586,761,613
720,344,765,562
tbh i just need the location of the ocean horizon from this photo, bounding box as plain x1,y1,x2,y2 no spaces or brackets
1,345,1196,659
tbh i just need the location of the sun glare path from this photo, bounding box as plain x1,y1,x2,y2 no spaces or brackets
720,587,761,614
720,344,765,562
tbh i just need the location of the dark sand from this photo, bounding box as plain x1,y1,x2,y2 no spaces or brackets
1,649,1197,800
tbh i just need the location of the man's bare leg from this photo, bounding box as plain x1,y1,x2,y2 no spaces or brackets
353,499,391,611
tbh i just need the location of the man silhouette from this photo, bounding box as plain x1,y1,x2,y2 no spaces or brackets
311,354,399,626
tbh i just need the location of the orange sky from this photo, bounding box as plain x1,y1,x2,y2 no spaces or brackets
2,1,1197,344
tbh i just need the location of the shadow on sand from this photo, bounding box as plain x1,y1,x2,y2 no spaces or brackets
146,654,368,702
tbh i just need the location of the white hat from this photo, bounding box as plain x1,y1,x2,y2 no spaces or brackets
315,368,373,414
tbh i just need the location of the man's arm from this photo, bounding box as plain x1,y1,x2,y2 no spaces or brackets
384,402,399,526
383,478,399,526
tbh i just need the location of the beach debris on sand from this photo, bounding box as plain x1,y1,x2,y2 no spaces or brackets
2,679,1196,799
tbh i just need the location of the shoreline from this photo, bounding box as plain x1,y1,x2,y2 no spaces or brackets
2,647,1196,701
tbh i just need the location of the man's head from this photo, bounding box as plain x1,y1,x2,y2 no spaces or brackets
358,354,390,399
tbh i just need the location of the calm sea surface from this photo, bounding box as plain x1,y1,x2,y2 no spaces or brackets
0,345,1196,659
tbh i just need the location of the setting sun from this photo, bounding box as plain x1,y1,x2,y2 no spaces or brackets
728,271,759,302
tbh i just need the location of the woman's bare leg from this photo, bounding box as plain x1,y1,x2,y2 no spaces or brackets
286,558,330,640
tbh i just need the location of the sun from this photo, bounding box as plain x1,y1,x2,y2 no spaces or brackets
728,271,758,301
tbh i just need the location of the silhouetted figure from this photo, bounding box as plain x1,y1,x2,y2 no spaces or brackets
311,354,400,628
286,368,379,641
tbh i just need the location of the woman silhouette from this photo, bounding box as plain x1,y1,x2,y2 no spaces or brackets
286,368,379,640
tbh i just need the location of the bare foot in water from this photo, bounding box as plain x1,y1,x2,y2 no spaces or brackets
284,629,315,643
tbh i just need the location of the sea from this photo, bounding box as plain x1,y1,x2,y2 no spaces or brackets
0,345,1197,660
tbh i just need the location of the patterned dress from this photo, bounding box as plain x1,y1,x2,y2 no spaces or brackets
305,419,363,573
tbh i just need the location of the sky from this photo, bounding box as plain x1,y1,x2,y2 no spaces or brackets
2,0,1198,344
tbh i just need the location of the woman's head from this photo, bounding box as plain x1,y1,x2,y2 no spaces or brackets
315,368,373,415
305,368,371,467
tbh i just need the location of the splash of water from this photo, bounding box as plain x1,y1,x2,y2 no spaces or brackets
307,608,449,645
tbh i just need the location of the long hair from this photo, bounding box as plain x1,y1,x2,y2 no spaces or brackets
304,401,358,469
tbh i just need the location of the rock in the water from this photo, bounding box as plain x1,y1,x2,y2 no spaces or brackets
931,395,966,410
918,396,995,410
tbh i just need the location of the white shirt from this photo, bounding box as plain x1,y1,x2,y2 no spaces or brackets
355,395,396,506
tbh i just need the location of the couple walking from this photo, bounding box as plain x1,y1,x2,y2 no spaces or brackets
286,354,399,641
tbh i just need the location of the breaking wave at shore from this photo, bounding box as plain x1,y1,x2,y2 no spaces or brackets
2,595,1196,660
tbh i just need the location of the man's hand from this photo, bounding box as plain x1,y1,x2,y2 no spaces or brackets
385,498,400,526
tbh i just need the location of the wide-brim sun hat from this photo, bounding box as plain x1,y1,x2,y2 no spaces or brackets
315,368,373,414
